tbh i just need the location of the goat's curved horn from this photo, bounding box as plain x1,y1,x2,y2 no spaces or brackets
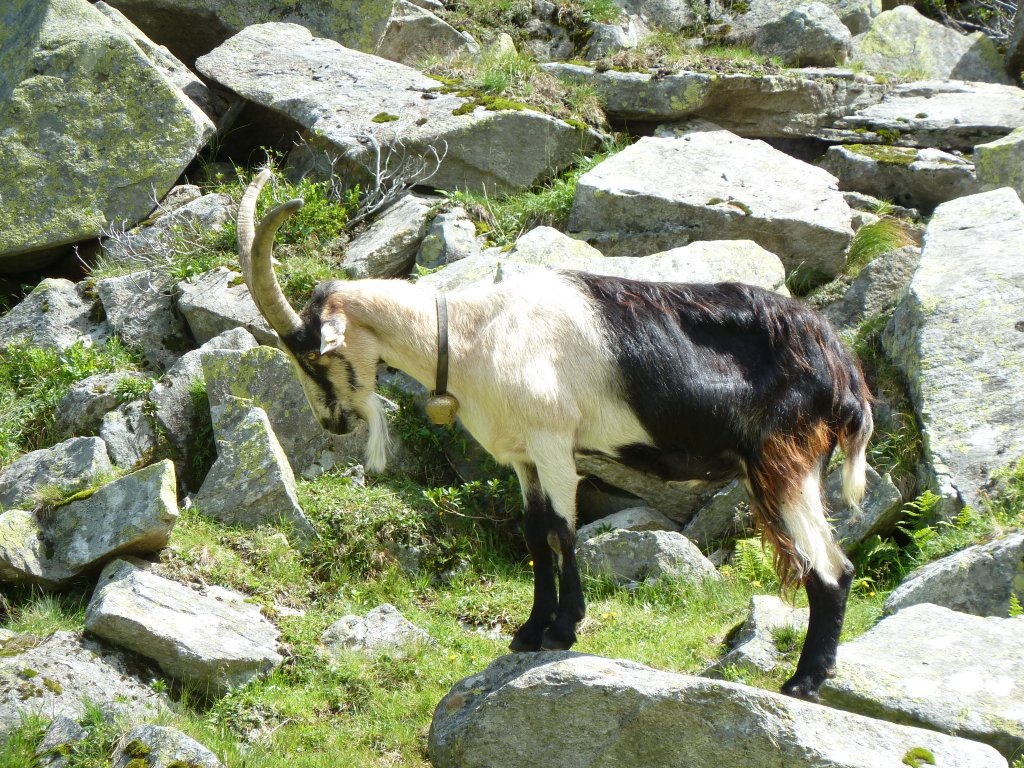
237,169,304,338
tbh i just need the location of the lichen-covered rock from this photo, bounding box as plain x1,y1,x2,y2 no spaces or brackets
733,0,880,35
194,398,315,541
0,0,214,271
35,715,87,768
824,245,921,331
0,279,109,352
883,189,1024,514
341,193,437,279
430,652,1007,768
577,530,720,586
375,0,480,64
0,437,112,511
85,558,283,695
415,207,482,270
824,603,1024,759
884,533,1024,618
0,459,178,588
321,603,433,659
54,372,150,440
0,631,167,739
827,466,904,547
752,3,852,67
96,271,193,371
681,481,752,550
196,23,598,195
576,507,680,546
710,595,809,674
975,127,1024,202
851,6,1009,84
567,124,853,276
100,399,167,471
176,268,275,346
110,724,223,768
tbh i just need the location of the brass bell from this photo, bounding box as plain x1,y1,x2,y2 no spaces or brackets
425,393,459,425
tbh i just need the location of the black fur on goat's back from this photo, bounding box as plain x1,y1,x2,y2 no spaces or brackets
567,272,869,478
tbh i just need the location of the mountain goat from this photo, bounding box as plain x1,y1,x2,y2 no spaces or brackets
238,169,873,700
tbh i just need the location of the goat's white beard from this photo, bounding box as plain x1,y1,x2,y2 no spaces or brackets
357,394,391,473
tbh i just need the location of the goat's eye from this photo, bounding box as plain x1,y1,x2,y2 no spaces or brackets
305,351,318,362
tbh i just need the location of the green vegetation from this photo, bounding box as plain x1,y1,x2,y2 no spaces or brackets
605,36,784,75
845,218,918,278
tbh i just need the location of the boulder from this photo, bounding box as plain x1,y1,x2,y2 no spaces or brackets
54,372,150,439
615,0,705,32
567,124,854,277
883,533,1024,617
0,459,178,588
96,271,193,371
176,267,276,346
827,466,904,547
576,506,680,546
752,3,852,67
822,144,979,213
35,715,87,768
577,529,720,586
883,189,1024,514
429,652,1006,768
375,0,480,64
824,603,1024,759
0,279,109,352
341,193,437,279
201,346,369,477
724,0,880,36
851,6,1009,84
542,64,884,139
100,399,168,471
85,558,283,695
831,80,1024,150
196,23,598,195
0,631,166,738
110,725,223,768
681,481,752,550
194,398,315,541
711,594,809,674
823,245,922,330
0,436,112,511
975,127,1024,202
415,207,482,270
0,0,213,271
321,603,433,659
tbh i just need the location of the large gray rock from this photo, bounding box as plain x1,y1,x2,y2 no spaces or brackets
725,0,880,36
100,399,168,470
194,398,315,541
0,631,167,738
429,652,1007,768
375,0,480,65
576,506,680,546
616,0,705,32
832,80,1024,150
883,189,1024,514
542,64,884,139
822,144,979,213
0,279,109,352
824,245,922,331
827,466,904,547
96,271,193,371
0,0,214,272
711,594,809,674
824,603,1024,759
35,715,87,768
321,603,433,659
752,3,852,67
975,127,1024,202
341,193,437,279
196,23,598,195
415,206,483,270
110,725,223,768
176,267,276,346
420,227,788,296
85,558,283,695
884,533,1024,617
201,346,368,477
0,437,112,511
0,460,178,588
577,529,720,586
851,6,1010,84
681,481,752,550
567,125,853,277
54,372,150,439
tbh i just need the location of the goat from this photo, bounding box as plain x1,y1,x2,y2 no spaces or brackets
237,169,873,700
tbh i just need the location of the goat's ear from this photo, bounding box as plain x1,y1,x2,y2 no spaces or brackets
320,314,347,355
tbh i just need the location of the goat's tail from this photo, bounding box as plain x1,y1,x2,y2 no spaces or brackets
837,392,874,508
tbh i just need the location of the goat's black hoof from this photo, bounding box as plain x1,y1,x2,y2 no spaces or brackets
781,674,825,703
509,623,545,652
540,624,577,651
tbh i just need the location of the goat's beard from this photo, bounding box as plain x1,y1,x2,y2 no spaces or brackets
357,394,391,473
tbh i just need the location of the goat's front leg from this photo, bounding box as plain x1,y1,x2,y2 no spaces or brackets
509,462,559,652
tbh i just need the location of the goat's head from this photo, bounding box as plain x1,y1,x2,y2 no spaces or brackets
237,169,389,472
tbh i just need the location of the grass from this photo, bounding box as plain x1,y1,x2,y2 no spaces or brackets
844,218,918,278
604,36,785,75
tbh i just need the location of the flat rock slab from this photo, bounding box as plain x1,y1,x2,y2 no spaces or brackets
429,652,1007,768
0,460,178,588
884,533,1024,617
976,127,1024,201
0,630,166,739
567,124,853,277
0,279,109,352
196,23,596,195
0,436,112,512
883,188,1024,513
832,80,1024,150
0,0,213,270
85,558,283,695
176,267,275,346
577,529,720,586
824,603,1024,759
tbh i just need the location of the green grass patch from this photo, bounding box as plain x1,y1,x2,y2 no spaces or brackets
845,218,917,277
